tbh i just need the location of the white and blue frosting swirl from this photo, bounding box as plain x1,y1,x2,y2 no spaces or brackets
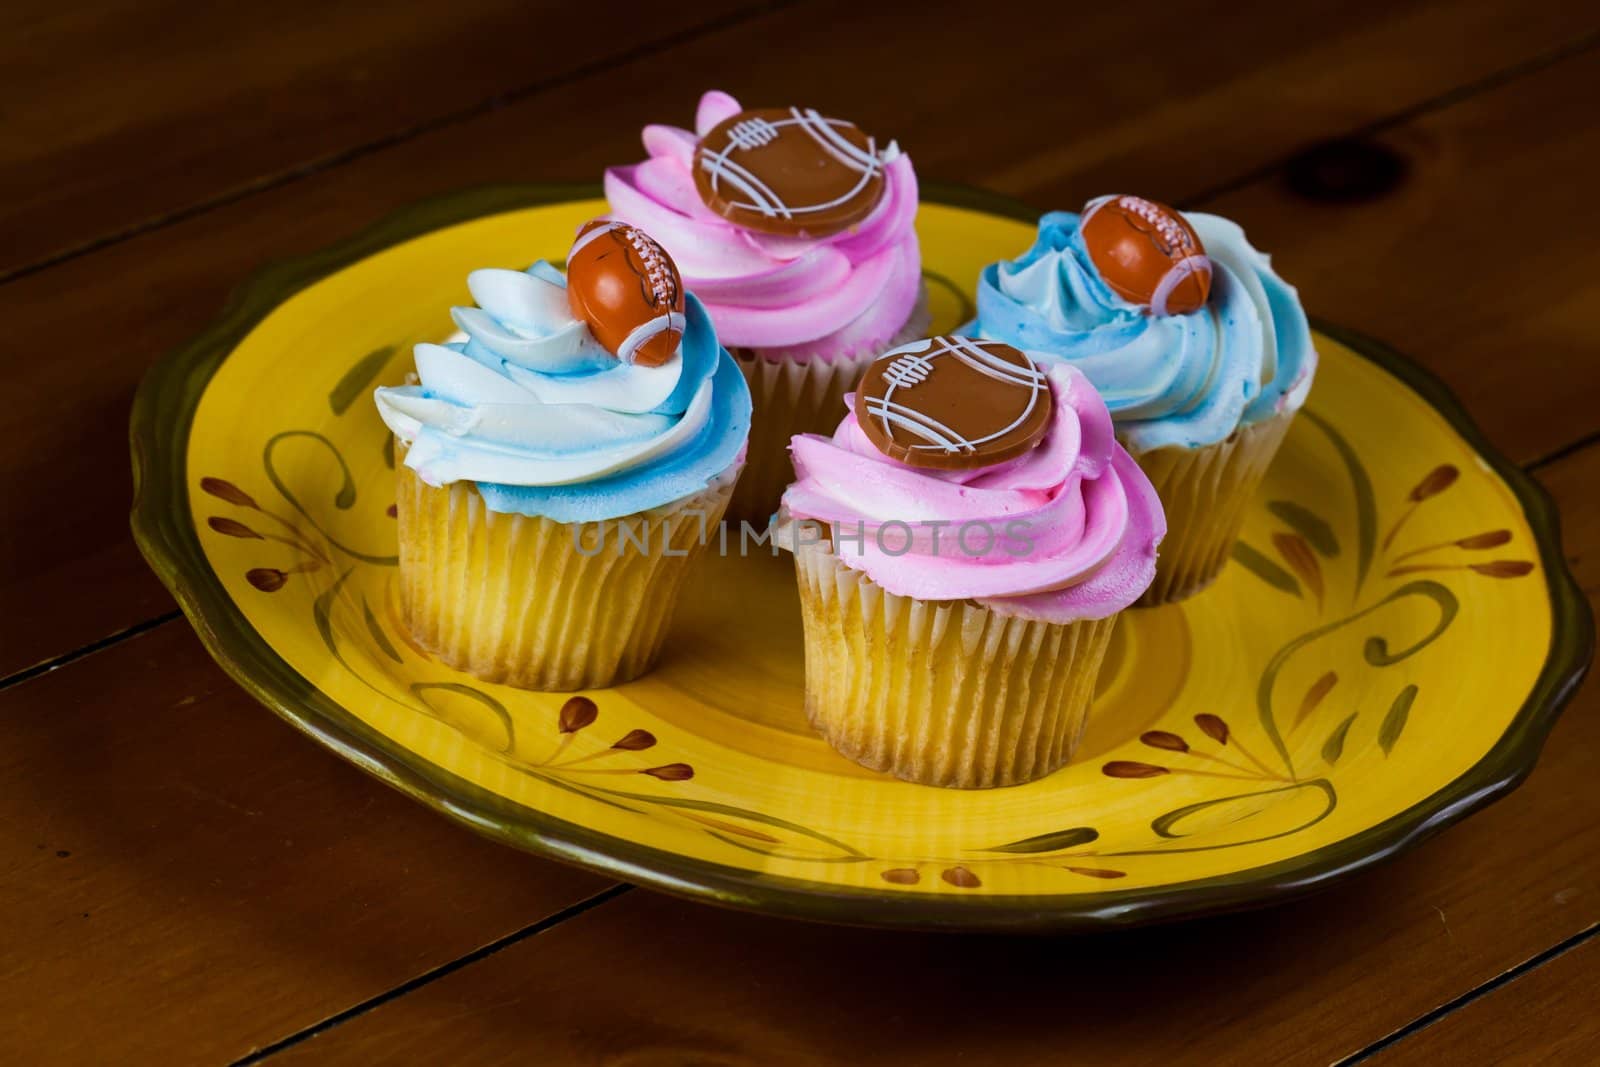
375,262,750,522
973,211,1316,453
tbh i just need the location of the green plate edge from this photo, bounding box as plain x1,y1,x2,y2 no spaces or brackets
130,181,1595,933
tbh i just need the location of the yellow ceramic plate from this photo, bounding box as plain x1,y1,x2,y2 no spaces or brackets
132,186,1591,931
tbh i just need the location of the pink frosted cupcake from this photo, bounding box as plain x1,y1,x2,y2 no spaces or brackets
777,336,1165,789
605,90,929,523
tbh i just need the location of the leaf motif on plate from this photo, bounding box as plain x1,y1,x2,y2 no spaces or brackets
1379,685,1418,756
207,516,262,539
559,696,598,733
611,729,657,751
1103,761,1169,779
1362,581,1460,666
1134,780,1339,850
1273,532,1324,608
361,595,403,664
982,827,1099,854
941,866,981,888
263,431,396,564
1194,714,1230,745
1293,671,1338,731
1140,730,1189,753
1409,464,1460,502
599,792,865,858
1232,541,1301,597
1304,411,1377,590
680,812,781,843
199,476,258,509
1063,867,1126,880
1321,713,1358,766
1384,464,1460,550
1389,529,1515,571
1268,501,1340,557
1457,529,1512,550
412,682,515,753
246,567,287,592
1471,560,1535,578
329,345,397,416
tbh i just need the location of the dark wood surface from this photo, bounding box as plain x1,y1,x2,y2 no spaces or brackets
1371,937,1600,1065
2,2,1596,1062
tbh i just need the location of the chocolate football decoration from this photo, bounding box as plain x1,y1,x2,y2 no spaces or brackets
1080,195,1212,316
853,336,1053,471
694,107,889,238
565,219,686,367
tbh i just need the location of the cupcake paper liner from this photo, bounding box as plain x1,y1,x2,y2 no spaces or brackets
726,283,932,527
1130,406,1297,606
396,454,737,691
793,539,1118,789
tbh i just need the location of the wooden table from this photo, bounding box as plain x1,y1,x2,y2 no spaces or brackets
3,3,1597,1062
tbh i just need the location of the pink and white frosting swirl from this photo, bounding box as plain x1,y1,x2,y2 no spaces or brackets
780,366,1165,623
604,90,922,360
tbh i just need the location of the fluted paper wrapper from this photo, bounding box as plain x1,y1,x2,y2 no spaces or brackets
793,540,1118,789
727,284,931,526
1130,406,1297,606
396,457,736,691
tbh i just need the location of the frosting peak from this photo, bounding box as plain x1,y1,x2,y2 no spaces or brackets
780,361,1164,623
974,210,1316,452
693,105,892,238
605,90,922,355
375,260,749,523
452,263,612,373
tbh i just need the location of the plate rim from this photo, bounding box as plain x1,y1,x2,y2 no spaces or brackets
130,181,1595,932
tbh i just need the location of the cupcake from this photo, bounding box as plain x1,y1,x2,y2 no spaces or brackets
375,220,751,691
605,90,929,525
972,197,1317,604
776,336,1164,789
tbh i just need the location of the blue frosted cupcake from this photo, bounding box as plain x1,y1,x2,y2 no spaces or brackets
973,196,1316,603
375,221,751,690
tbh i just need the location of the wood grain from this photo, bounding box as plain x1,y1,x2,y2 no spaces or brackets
0,621,611,1065
3,0,1588,282
1199,49,1600,466
2,0,1594,681
1371,934,1600,1065
0,0,758,277
235,441,1600,1064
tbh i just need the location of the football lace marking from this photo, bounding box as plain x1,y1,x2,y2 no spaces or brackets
1117,195,1193,253
863,396,966,451
873,337,1047,453
949,336,1045,385
792,107,881,173
700,111,886,219
622,227,678,307
914,335,1042,391
699,153,791,219
881,351,935,389
727,116,780,150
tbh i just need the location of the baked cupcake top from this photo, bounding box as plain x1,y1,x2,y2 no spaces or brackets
374,221,751,523
973,198,1316,453
779,336,1165,623
604,90,922,358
